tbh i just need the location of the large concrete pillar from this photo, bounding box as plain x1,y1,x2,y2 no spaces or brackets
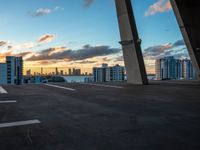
170,0,200,79
115,0,148,85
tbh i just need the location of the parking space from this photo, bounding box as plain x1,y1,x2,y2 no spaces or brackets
43,83,76,91
46,82,126,89
79,83,124,89
0,85,42,149
0,100,17,104
0,86,8,93
0,120,41,128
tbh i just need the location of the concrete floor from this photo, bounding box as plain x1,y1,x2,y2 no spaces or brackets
0,81,200,150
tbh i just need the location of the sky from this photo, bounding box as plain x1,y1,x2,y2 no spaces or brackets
0,0,189,74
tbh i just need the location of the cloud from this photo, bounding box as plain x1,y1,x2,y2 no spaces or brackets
1,34,55,52
0,50,32,61
0,50,32,62
36,60,56,65
0,51,12,61
144,0,172,17
77,60,97,64
0,42,38,61
83,0,95,8
143,43,173,58
173,39,185,47
30,7,61,17
26,45,121,61
8,42,36,50
16,52,32,57
143,39,188,60
0,33,56,61
102,57,112,62
37,34,55,43
0,41,7,47
114,56,124,62
30,8,51,17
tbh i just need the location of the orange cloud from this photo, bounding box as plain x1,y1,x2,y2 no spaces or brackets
0,51,12,62
145,0,172,17
0,46,33,62
37,34,55,43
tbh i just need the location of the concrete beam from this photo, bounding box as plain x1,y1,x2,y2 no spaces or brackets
115,0,148,85
170,0,200,80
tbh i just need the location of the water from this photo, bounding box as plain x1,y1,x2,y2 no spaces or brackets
62,76,93,83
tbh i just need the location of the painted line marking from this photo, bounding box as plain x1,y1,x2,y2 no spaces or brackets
80,83,124,89
0,100,17,104
44,84,76,91
0,86,8,93
0,120,41,128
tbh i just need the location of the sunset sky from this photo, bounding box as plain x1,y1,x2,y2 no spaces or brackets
0,0,189,74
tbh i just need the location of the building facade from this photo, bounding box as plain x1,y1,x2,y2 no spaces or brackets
93,64,110,82
6,56,23,85
110,64,125,81
156,57,196,80
0,63,7,85
93,64,125,82
182,59,196,80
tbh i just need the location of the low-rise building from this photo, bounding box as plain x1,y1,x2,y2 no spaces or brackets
93,64,125,82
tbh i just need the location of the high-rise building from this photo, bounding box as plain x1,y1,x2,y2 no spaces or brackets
60,70,64,76
182,59,196,80
0,63,7,85
55,67,59,75
93,64,110,82
156,57,181,80
26,69,31,77
68,68,72,75
6,56,23,85
156,57,196,80
93,64,125,82
72,68,76,75
75,69,81,76
41,67,43,75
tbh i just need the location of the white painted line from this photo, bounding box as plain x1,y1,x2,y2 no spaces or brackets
0,120,41,128
0,100,17,104
80,83,124,89
0,86,7,93
44,84,76,91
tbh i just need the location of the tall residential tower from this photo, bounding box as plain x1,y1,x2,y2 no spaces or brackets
156,57,195,80
6,56,23,85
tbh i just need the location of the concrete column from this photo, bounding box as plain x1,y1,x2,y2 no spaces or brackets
115,0,148,85
170,0,200,80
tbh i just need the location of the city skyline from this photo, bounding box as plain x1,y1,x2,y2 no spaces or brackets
0,0,189,74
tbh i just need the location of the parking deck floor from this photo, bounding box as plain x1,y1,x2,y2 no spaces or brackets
0,81,200,150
